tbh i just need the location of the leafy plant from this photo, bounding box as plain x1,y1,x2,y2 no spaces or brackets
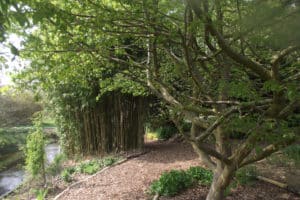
34,188,48,200
77,160,100,175
61,168,73,183
187,166,213,186
78,157,118,175
25,115,46,183
224,166,258,196
235,166,257,186
283,144,300,166
47,153,66,175
100,157,117,167
150,170,193,196
150,166,213,196
182,121,192,132
157,125,177,140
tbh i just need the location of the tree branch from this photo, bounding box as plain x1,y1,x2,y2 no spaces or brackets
187,0,272,80
196,106,238,141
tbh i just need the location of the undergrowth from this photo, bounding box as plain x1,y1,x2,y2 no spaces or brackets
149,166,212,196
150,165,258,197
60,156,119,182
283,144,300,166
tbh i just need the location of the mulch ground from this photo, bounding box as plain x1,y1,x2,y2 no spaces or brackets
57,140,300,200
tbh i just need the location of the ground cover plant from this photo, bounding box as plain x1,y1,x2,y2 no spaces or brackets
1,0,299,199
60,157,120,182
150,166,258,197
150,167,213,196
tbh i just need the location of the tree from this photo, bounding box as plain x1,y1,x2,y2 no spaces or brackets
13,1,148,155
12,0,300,199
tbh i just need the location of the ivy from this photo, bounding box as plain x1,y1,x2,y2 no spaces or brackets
25,114,46,183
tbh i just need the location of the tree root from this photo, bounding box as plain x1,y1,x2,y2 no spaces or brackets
256,175,300,195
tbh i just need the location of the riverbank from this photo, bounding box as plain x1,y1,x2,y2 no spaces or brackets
0,143,60,197
0,151,24,172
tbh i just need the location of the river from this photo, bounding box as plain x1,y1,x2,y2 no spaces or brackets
0,143,60,196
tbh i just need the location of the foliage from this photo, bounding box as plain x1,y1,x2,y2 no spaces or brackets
24,115,45,181
0,151,23,171
61,168,73,183
150,167,212,196
156,125,178,140
46,153,66,175
0,92,41,127
0,126,31,148
224,166,258,196
7,0,300,198
78,157,118,174
283,144,300,166
182,121,192,132
186,166,213,186
101,157,118,167
235,166,257,186
77,160,101,175
150,170,193,196
34,188,48,200
61,157,119,182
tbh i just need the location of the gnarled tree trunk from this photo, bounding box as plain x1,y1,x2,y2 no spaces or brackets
206,165,233,200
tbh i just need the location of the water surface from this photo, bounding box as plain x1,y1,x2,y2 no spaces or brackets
0,143,60,196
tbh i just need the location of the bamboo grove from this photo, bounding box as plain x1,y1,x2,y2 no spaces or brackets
1,0,300,199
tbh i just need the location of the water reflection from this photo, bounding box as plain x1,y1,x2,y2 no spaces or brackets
0,143,60,196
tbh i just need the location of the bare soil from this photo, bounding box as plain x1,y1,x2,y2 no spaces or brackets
57,140,300,200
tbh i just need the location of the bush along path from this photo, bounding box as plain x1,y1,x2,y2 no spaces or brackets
54,141,300,200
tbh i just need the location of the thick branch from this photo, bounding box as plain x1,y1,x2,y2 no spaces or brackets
272,45,300,66
240,137,295,167
187,0,272,80
196,106,238,141
196,141,231,165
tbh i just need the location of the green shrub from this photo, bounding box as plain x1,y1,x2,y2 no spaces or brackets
224,166,258,196
25,117,46,183
78,160,100,175
60,157,118,182
47,153,66,175
150,170,193,196
77,157,118,175
235,166,257,186
157,125,177,140
283,144,300,166
186,166,213,185
100,157,117,167
34,188,48,200
0,92,41,127
150,166,213,196
61,168,73,182
182,121,192,132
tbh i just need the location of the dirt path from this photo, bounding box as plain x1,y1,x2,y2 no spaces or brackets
58,141,201,200
58,141,300,200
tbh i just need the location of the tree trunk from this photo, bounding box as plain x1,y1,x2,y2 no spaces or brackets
206,166,232,200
